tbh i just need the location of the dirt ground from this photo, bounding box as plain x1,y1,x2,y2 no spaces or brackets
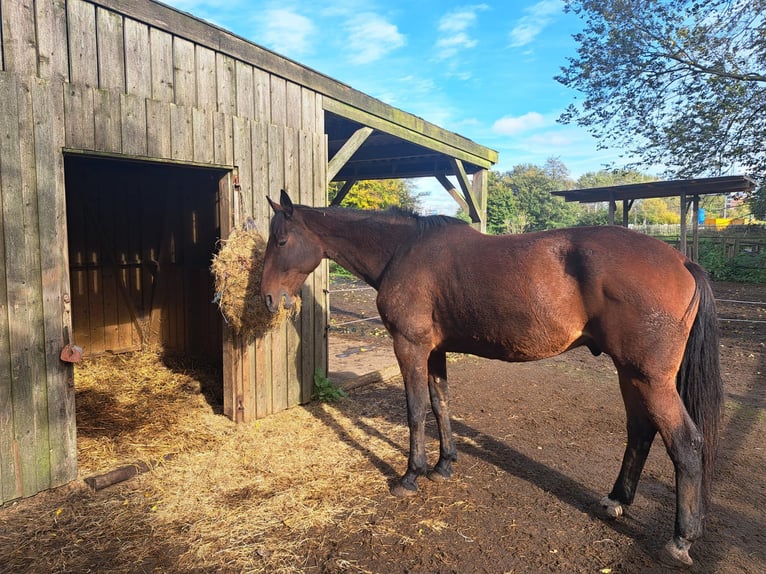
0,278,763,574
323,278,765,574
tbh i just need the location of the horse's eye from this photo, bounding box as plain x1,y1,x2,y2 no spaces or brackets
277,237,288,247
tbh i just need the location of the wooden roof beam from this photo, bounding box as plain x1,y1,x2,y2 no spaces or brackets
326,126,373,185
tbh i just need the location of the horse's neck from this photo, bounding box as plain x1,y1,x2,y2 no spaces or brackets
302,208,414,289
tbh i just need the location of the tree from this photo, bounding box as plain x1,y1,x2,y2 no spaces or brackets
483,159,581,233
557,0,766,217
328,179,424,211
486,171,521,234
511,159,580,231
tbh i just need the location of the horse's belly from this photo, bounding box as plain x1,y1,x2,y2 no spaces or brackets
441,330,581,362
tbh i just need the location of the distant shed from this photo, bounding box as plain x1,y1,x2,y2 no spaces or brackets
553,175,756,259
0,0,497,505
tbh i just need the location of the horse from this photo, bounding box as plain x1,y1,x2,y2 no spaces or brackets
260,190,722,567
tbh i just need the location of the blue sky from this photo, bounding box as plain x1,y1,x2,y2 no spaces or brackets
163,0,630,213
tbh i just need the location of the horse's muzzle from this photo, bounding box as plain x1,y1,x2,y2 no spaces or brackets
264,290,291,314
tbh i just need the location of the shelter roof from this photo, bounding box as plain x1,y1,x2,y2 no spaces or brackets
552,175,756,203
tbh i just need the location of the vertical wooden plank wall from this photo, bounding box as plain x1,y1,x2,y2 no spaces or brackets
0,0,329,504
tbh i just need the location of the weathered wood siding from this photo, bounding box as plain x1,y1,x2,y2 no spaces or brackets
0,0,328,505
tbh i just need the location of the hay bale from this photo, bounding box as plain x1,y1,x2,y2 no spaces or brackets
211,219,299,339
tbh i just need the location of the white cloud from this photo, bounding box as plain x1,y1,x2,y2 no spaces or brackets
435,4,489,60
525,131,576,148
345,13,406,64
257,9,316,57
492,112,546,135
509,0,562,48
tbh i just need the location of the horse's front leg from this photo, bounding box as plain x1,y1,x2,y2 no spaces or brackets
390,336,430,498
427,350,457,481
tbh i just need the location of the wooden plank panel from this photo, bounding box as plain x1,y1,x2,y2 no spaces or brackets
147,27,173,102
173,37,196,107
213,111,233,166
301,87,317,133
284,127,301,407
124,18,151,98
251,120,269,231
285,81,302,130
267,123,288,414
94,89,122,153
299,129,315,403
67,0,98,89
33,79,76,489
35,0,69,81
231,116,257,420
120,93,147,156
216,53,236,116
1,74,49,497
170,103,193,161
250,120,272,420
0,74,19,502
235,61,253,119
196,45,217,111
270,76,287,127
96,7,125,91
146,98,172,159
1,0,36,73
64,83,95,150
192,107,214,164
313,131,329,377
253,68,271,124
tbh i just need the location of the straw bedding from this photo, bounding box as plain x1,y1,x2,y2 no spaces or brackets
0,349,410,573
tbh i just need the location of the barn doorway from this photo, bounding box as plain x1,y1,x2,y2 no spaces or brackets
64,154,228,362
64,154,232,478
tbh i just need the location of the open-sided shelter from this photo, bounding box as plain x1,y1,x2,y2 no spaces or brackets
552,176,756,260
0,0,497,505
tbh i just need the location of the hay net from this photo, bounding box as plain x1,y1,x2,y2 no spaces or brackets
211,217,299,339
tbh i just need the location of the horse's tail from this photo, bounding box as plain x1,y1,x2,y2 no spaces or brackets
677,260,724,510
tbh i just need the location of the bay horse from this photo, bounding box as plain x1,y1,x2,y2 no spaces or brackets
260,190,722,567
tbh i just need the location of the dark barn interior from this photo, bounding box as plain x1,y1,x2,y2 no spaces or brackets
64,155,227,363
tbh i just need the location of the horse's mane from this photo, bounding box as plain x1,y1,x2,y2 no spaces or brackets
321,205,468,234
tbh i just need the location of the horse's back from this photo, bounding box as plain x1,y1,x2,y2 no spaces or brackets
378,225,698,363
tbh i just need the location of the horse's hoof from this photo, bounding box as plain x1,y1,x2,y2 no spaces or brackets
390,482,418,498
598,496,624,519
427,469,451,482
659,538,693,568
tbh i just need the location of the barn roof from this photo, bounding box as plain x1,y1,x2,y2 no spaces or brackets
108,0,497,183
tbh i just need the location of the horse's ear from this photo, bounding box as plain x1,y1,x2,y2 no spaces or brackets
266,195,282,214
279,189,294,218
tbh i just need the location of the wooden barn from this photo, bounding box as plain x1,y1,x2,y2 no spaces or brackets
0,0,497,505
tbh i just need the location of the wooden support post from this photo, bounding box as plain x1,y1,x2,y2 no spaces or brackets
691,194,700,262
680,191,688,257
330,179,357,206
435,173,469,214
450,158,481,224
326,126,373,184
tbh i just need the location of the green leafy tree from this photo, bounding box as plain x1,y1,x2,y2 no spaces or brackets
486,171,521,234
557,0,766,217
483,158,581,233
328,179,423,211
511,159,580,231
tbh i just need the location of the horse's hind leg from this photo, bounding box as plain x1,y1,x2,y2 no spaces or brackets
612,369,704,566
601,371,657,518
427,351,457,481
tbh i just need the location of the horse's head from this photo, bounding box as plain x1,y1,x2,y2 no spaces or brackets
261,190,324,314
